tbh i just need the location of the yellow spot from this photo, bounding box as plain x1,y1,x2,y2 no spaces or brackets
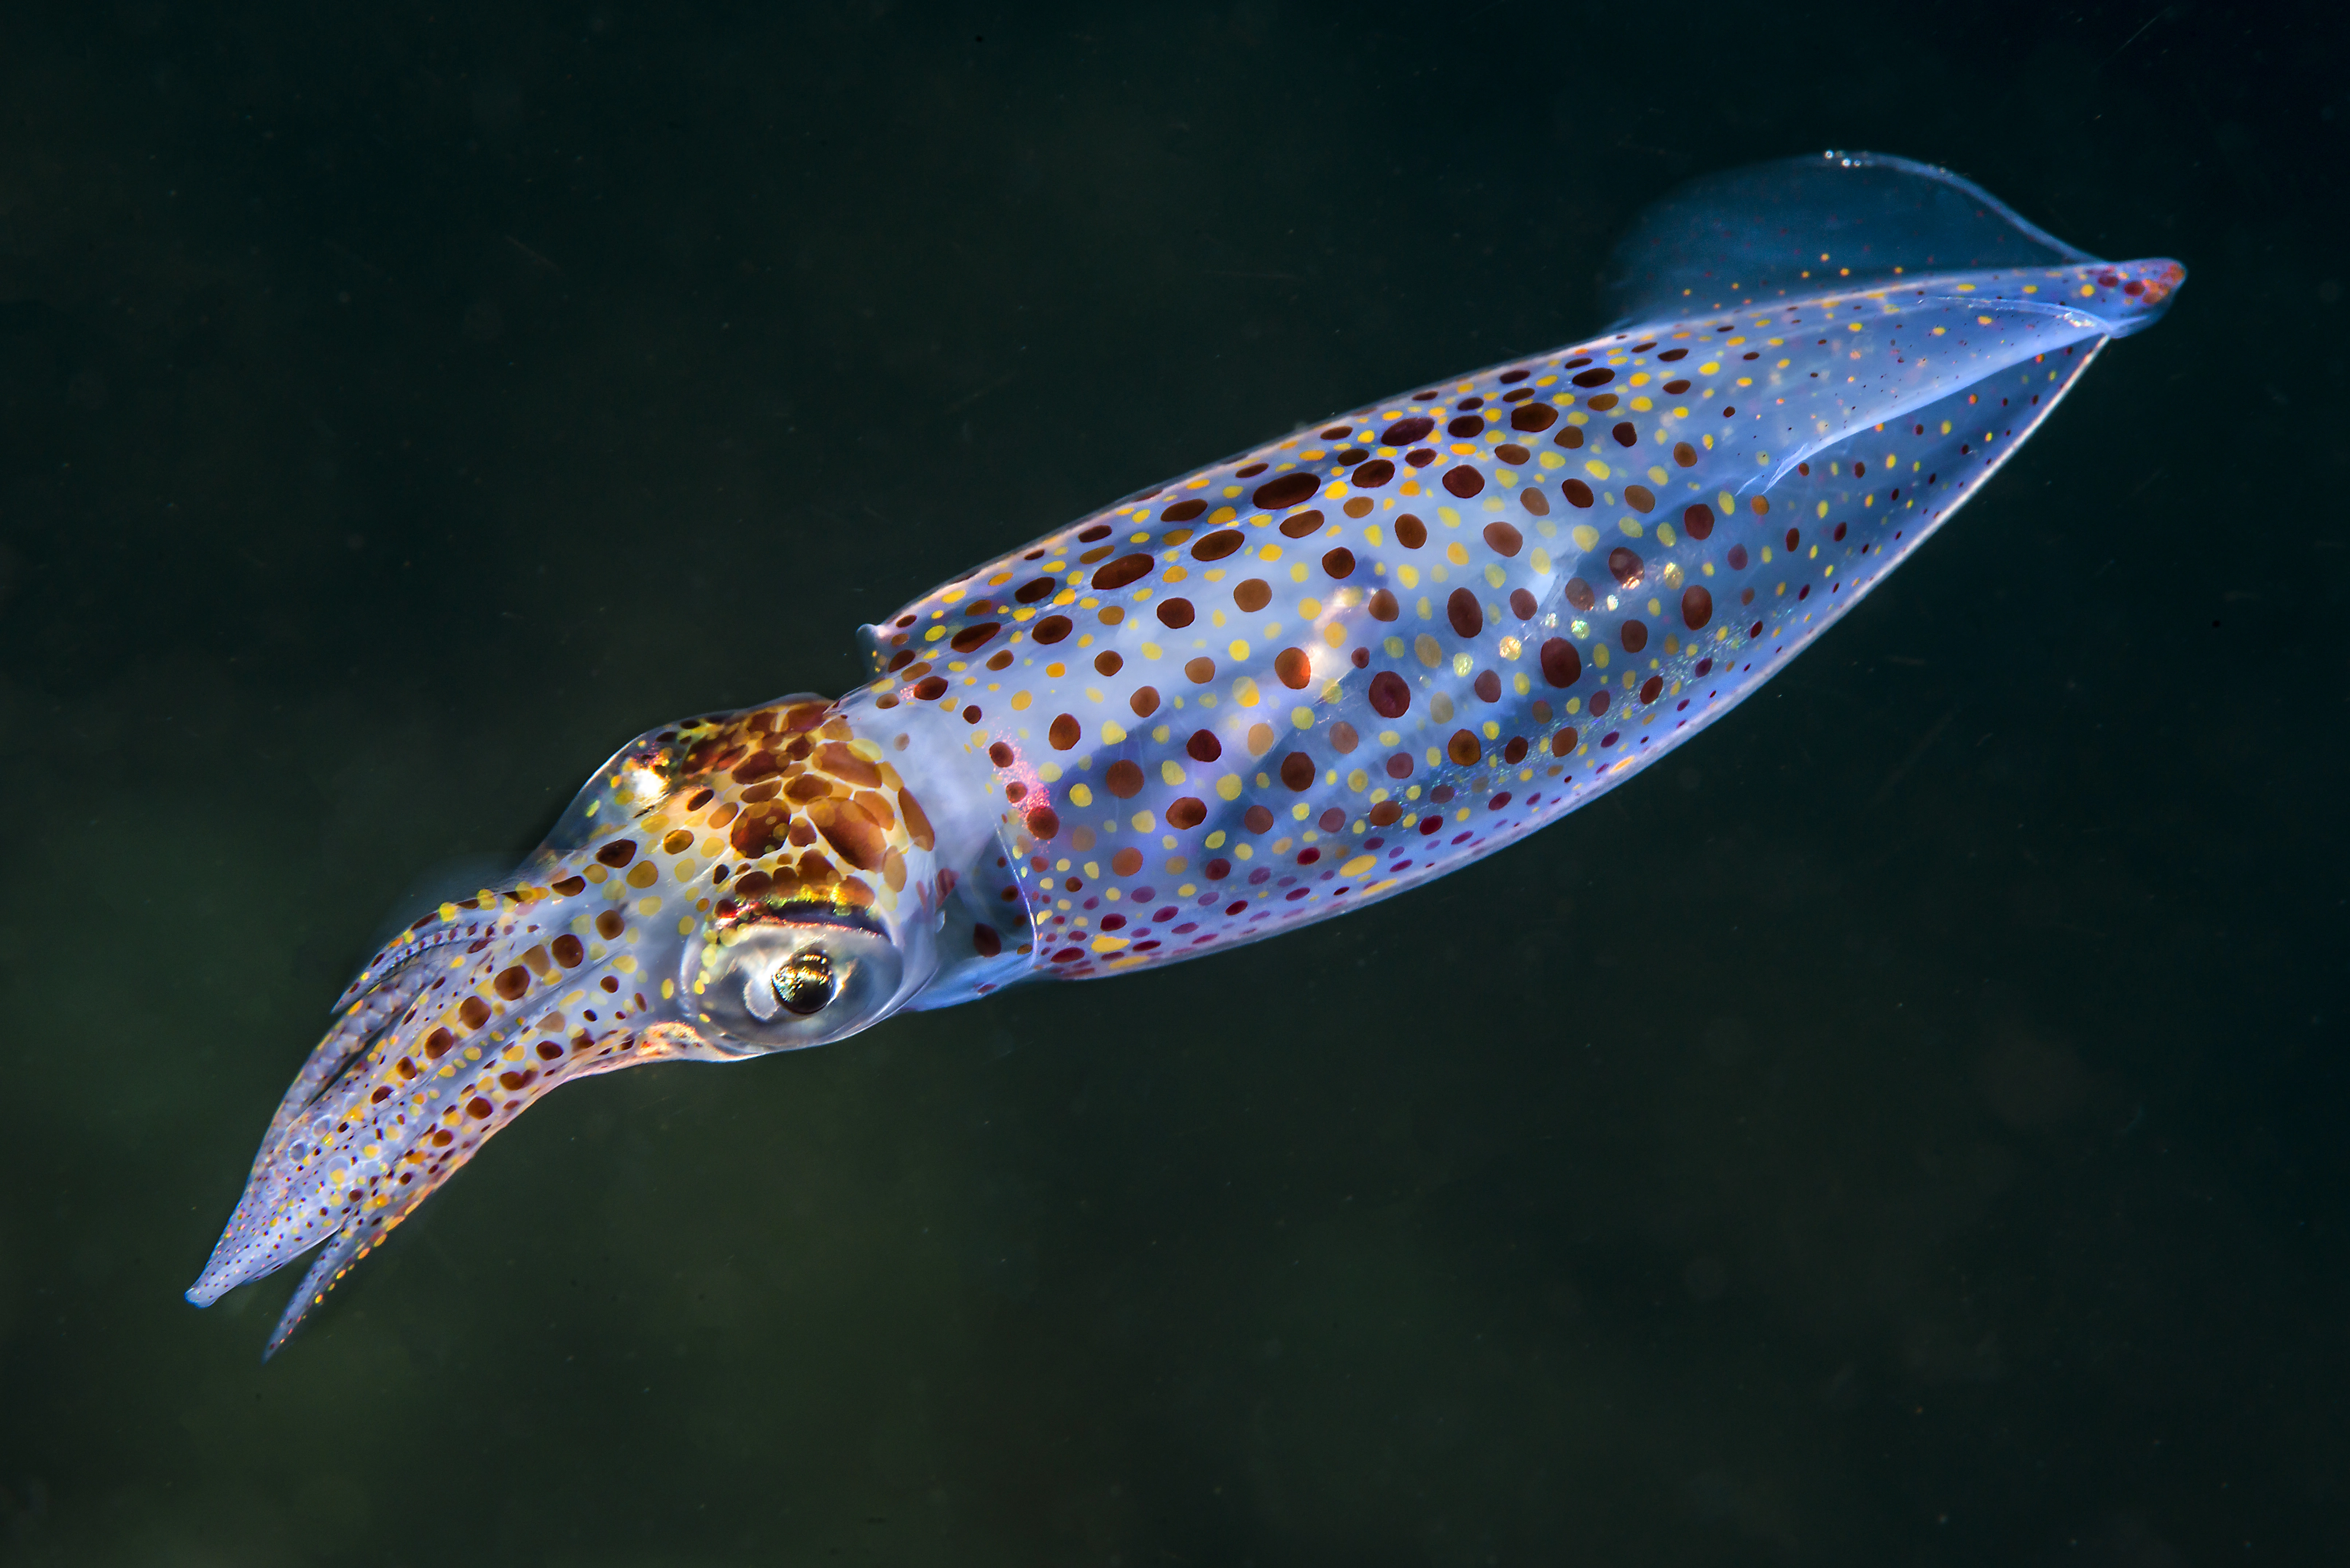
661,978,675,999
1583,459,1610,479
1414,634,1442,667
1011,690,1033,710
1447,542,1469,565
1090,935,1131,954
1570,525,1599,551
1229,639,1251,662
1069,783,1094,807
1340,853,1378,877
1232,675,1260,706
1216,775,1243,801
1246,722,1275,756
1258,544,1282,562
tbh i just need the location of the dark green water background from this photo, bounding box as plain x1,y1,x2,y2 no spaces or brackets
3,3,2346,1563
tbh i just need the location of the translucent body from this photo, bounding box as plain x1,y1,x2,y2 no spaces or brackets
190,154,2183,1354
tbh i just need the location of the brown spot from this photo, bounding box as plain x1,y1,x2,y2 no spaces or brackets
1278,752,1316,791
1381,416,1435,446
1571,367,1615,388
1520,486,1551,517
1105,760,1145,799
1480,522,1524,559
971,923,1002,957
424,1027,455,1060
1166,797,1207,830
900,788,937,851
950,622,1000,653
1032,615,1073,644
551,934,585,968
1112,847,1144,876
1784,527,1801,551
498,1069,533,1093
1048,714,1081,750
1395,514,1427,549
596,910,625,940
1026,806,1060,840
1094,650,1124,676
1184,657,1217,684
1640,675,1664,704
1446,588,1483,638
494,965,529,1001
1565,577,1596,611
817,742,883,788
1274,647,1312,689
1473,669,1501,703
552,875,587,897
735,870,774,897
1509,588,1537,619
1561,478,1595,507
1368,671,1411,717
1244,804,1275,833
1681,585,1713,630
1368,588,1399,621
1448,414,1485,437
1672,441,1698,467
1278,508,1325,539
988,741,1015,767
458,995,491,1030
1441,465,1485,499
912,675,950,701
1321,546,1355,579
1509,403,1557,432
1090,553,1154,591
1015,576,1060,603
1727,544,1749,571
1447,729,1483,765
662,828,694,856
1683,503,1715,540
1539,638,1583,688
1502,736,1528,765
1130,685,1161,718
1607,547,1644,588
1555,425,1587,449
1157,597,1195,628
1624,484,1654,513
1192,529,1245,561
1550,727,1579,756
467,1095,494,1120
1186,729,1222,762
595,838,638,868
1254,473,1321,511
1750,495,1769,516
1368,801,1403,827
1351,458,1395,488
1621,619,1648,654
785,774,833,803
1162,498,1207,523
1233,579,1272,612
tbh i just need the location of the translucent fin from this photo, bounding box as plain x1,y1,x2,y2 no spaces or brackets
1602,151,2098,330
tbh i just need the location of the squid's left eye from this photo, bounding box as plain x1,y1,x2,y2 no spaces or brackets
772,950,836,1015
692,916,902,1052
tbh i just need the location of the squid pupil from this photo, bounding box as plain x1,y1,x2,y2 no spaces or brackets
773,951,835,1015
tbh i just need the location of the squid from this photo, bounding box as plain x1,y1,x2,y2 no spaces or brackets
188,152,2183,1355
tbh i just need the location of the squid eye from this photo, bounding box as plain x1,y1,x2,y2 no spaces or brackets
772,950,835,1015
